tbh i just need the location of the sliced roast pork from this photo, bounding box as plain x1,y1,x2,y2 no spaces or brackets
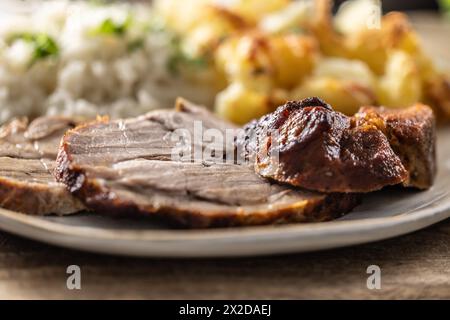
55,99,359,228
238,97,436,193
0,117,84,215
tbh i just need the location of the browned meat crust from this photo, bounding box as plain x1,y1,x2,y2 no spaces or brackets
356,105,436,190
55,99,360,228
0,117,84,215
239,97,436,193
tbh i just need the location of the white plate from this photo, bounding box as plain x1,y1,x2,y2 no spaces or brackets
0,128,449,258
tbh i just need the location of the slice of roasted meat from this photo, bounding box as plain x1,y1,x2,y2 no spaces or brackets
238,97,436,193
0,117,85,215
55,98,359,228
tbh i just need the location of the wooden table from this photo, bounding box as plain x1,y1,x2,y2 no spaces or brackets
0,218,449,299
1,12,450,300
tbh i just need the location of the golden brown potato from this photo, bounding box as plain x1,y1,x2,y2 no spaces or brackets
291,77,376,115
182,10,248,57
312,0,352,57
159,0,450,123
271,35,319,88
215,34,274,92
215,82,287,124
155,0,249,57
312,0,421,74
154,0,209,33
313,57,376,89
222,0,290,24
376,50,423,108
215,32,318,91
348,12,421,75
289,57,377,115
259,0,315,34
155,0,284,34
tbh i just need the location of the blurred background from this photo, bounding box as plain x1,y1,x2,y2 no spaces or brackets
1,0,444,11
108,0,444,12
46,0,450,13
93,0,443,11
1,0,447,14
97,0,444,12
336,0,440,11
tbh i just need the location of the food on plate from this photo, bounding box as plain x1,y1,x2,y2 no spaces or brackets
0,96,436,226
238,97,436,193
54,99,359,228
155,0,450,123
0,0,443,229
214,32,319,124
0,1,216,123
1,0,449,126
0,116,84,215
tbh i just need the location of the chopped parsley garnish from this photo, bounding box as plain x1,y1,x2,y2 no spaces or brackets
91,16,132,37
90,15,147,52
8,33,59,65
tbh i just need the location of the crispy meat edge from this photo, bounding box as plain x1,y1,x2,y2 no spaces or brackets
0,175,84,215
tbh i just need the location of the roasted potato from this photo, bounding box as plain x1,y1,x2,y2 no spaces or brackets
376,50,422,108
215,33,318,90
291,57,377,115
313,57,376,89
215,83,257,124
154,0,209,33
291,77,376,115
159,0,450,123
259,0,315,34
221,0,290,24
215,82,285,125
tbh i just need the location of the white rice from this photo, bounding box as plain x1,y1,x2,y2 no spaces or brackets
0,0,215,123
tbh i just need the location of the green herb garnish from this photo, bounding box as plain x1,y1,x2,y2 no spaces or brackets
91,16,132,37
8,33,59,65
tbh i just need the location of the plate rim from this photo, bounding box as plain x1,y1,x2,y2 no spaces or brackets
0,191,449,258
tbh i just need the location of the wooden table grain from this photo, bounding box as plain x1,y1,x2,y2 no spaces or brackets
0,12,449,300
0,218,449,299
